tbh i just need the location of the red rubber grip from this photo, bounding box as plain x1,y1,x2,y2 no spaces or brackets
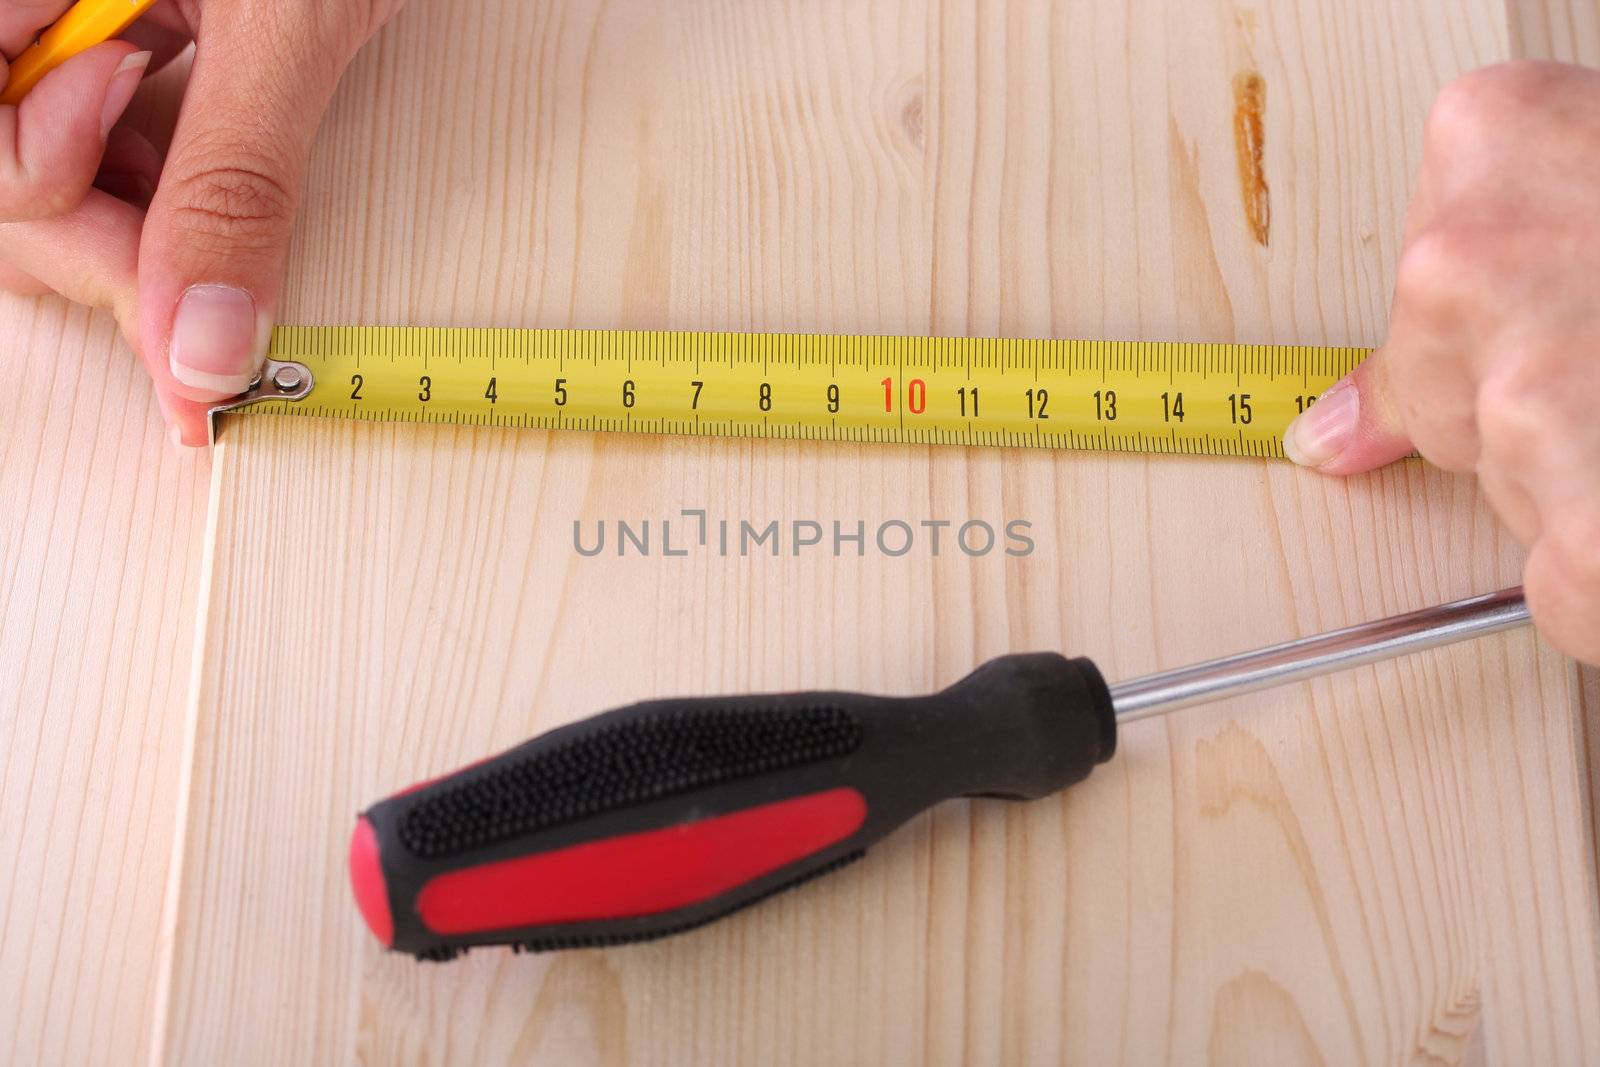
413,787,867,934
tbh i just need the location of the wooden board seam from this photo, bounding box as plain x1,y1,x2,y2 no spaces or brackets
146,439,231,1067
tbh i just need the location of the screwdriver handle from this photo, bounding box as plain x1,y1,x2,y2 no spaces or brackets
350,654,1115,958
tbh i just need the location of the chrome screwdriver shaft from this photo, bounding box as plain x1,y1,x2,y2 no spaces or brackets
1108,588,1531,722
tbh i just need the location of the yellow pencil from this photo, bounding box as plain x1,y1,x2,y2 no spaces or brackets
0,0,159,107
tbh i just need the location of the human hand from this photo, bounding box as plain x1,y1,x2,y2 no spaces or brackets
1281,61,1600,663
0,0,403,444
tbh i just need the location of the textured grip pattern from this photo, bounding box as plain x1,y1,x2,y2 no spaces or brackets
397,705,863,858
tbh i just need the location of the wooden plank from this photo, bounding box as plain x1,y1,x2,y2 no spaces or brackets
0,296,207,1067
153,1,1599,1063
0,60,201,1067
1508,0,1600,65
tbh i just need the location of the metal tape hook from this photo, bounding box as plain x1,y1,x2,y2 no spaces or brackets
206,359,315,446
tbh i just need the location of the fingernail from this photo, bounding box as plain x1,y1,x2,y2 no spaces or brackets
168,284,270,395
168,423,202,451
154,388,203,449
1283,378,1359,467
100,51,152,139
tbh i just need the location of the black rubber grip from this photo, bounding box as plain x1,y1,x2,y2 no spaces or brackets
350,653,1115,959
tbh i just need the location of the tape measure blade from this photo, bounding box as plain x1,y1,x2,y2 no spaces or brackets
257,327,1365,456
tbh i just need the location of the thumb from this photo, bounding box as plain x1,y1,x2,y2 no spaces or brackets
137,10,360,401
1281,349,1414,475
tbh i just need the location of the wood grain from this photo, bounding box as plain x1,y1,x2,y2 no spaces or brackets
0,296,207,1067
0,60,201,1067
1509,0,1600,65
152,2,1600,1064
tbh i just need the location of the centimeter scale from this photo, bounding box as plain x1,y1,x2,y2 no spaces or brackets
220,327,1367,456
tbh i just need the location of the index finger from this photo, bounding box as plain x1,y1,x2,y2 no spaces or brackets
1,0,75,58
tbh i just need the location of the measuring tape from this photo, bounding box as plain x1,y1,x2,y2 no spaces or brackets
225,327,1367,456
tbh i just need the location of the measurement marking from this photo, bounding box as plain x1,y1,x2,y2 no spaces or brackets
897,343,905,433
258,328,1360,457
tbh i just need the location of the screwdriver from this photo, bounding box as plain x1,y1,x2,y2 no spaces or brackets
349,587,1530,960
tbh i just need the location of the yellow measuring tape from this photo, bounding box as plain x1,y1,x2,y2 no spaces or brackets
239,326,1367,456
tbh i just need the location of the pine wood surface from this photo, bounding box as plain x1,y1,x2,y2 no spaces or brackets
3,1,1598,1065
0,63,203,1067
0,299,207,1067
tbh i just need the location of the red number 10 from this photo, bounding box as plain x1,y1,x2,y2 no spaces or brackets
881,377,928,415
